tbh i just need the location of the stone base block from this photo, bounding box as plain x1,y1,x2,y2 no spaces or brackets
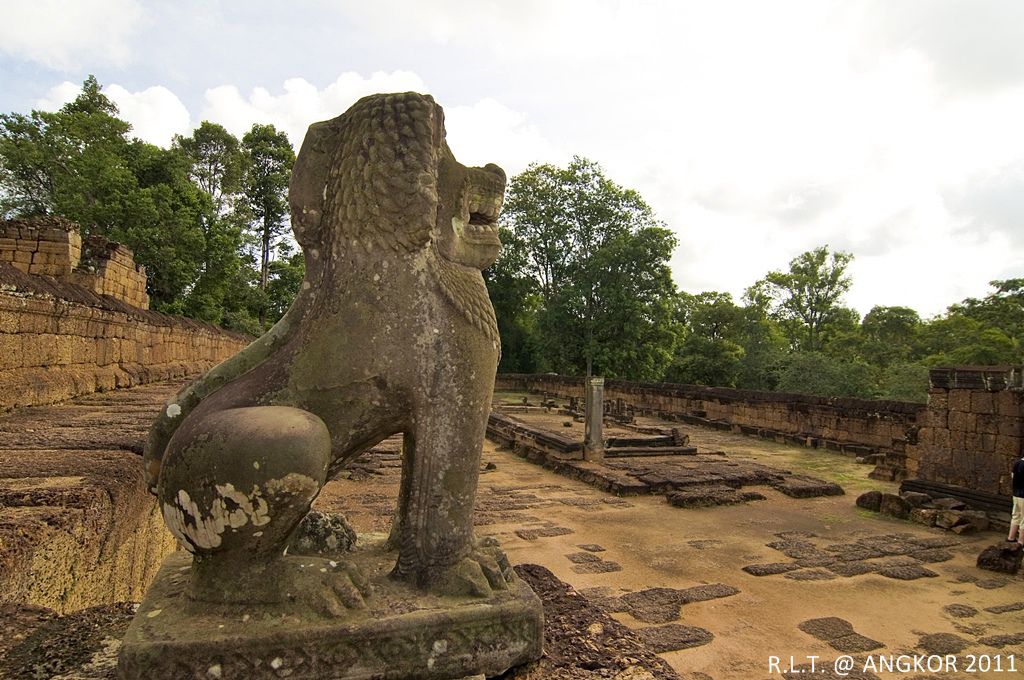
117,540,543,680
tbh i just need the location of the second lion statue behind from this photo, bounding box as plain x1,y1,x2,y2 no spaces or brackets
143,92,510,615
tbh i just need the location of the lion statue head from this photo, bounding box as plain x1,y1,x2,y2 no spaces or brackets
288,93,505,341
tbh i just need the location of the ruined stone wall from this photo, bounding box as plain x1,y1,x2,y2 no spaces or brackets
0,259,250,411
903,367,1023,496
1,217,149,309
501,370,1024,497
497,374,924,458
0,384,183,614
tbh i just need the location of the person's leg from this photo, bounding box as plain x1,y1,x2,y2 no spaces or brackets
1012,496,1024,544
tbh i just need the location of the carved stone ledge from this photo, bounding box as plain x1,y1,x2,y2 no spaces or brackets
118,540,543,680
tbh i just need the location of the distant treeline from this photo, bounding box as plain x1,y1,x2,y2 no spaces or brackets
486,159,1023,403
3,79,1019,402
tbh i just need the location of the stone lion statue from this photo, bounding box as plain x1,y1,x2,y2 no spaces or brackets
143,92,508,614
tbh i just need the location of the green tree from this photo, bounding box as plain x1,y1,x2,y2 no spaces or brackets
483,225,542,372
265,249,305,325
173,122,253,326
0,75,130,219
732,293,788,390
0,76,208,310
749,246,854,352
775,351,875,398
175,121,244,216
117,140,206,309
665,292,745,387
241,123,295,327
583,225,679,379
877,362,929,402
920,315,1019,366
859,305,922,367
500,157,679,379
950,278,1024,347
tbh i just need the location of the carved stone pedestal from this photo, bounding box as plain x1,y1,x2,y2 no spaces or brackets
117,538,543,680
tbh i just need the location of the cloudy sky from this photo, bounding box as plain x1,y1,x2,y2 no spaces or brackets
2,0,1023,317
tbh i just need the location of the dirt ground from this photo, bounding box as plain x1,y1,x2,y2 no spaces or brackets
316,395,1024,680
4,383,1021,679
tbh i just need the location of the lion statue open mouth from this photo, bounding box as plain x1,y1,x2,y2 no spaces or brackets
143,92,511,612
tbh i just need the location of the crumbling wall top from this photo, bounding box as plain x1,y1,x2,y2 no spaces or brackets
0,217,148,309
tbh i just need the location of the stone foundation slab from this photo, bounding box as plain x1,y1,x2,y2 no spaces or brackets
118,546,543,680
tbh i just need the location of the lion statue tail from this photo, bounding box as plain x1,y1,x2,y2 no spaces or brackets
142,299,306,495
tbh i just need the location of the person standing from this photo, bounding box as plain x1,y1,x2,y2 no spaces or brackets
1009,453,1024,546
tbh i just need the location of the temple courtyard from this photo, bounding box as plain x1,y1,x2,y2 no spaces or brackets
3,380,1020,678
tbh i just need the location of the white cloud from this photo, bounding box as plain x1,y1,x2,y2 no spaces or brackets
104,85,192,147
445,99,563,175
0,0,143,71
454,0,1024,317
336,0,584,52
37,81,192,147
34,70,557,175
9,1,1024,316
35,82,81,111
200,71,429,146
857,0,1024,94
848,228,1015,319
197,72,557,175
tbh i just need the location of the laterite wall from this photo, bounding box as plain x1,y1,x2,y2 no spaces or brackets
499,370,1023,497
498,373,924,459
903,367,1023,496
0,219,249,411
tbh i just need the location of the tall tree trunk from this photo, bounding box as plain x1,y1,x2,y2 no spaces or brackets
259,219,270,327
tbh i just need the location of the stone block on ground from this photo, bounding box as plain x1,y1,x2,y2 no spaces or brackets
516,526,574,541
635,624,713,653
916,632,970,655
571,560,623,574
875,564,939,580
932,497,967,511
665,485,765,508
909,508,939,526
960,510,990,532
984,600,1024,614
977,632,1024,648
934,510,968,530
797,617,884,654
976,542,1023,574
878,493,910,519
855,490,882,511
900,491,930,508
769,475,844,498
942,603,978,618
826,561,877,577
742,562,802,576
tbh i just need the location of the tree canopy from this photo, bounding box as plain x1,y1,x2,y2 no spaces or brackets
0,76,301,335
748,246,855,352
491,157,679,380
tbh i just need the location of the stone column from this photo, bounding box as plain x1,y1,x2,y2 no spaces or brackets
584,377,605,462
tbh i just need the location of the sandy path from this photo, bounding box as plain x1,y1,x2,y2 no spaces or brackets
317,417,1024,679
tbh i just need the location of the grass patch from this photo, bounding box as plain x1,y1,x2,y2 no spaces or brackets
758,448,898,494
